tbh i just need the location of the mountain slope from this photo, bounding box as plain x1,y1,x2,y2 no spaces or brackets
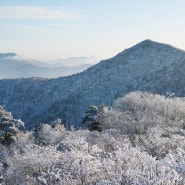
0,40,185,129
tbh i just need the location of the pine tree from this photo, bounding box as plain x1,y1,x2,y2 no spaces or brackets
82,105,110,131
0,106,24,145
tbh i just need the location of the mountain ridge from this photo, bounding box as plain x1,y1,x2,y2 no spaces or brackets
0,40,185,129
0,55,96,79
0,52,17,59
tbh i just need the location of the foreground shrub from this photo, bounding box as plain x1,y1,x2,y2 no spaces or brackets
105,91,185,136
1,92,185,184
34,118,65,145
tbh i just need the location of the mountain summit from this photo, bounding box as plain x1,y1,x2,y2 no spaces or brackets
0,40,185,128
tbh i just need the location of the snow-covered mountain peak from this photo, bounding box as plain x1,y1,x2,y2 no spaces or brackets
135,39,157,46
103,39,185,71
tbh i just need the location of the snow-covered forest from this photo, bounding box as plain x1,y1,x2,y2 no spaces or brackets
0,40,185,130
1,91,185,184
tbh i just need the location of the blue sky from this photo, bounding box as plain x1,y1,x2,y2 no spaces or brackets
0,0,185,61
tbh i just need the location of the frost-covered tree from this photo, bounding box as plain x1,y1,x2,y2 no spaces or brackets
0,105,24,145
106,91,185,136
34,118,65,145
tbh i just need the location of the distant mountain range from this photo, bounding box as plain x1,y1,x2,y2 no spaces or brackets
0,54,98,78
0,40,185,129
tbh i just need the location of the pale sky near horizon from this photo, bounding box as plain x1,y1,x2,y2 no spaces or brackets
0,0,185,61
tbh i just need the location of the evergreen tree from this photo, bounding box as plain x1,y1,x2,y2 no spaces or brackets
82,105,110,131
0,106,24,145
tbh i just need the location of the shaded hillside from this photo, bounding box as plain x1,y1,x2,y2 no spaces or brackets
0,40,185,129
